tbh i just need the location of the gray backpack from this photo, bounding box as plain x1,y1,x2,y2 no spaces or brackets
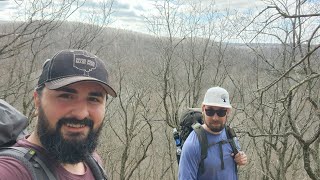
0,99,107,180
0,99,28,146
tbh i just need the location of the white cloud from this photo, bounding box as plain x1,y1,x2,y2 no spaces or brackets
0,1,20,21
106,0,156,32
214,0,265,9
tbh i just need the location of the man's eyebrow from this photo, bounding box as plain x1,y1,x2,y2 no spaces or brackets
54,87,104,97
54,87,77,93
89,92,104,97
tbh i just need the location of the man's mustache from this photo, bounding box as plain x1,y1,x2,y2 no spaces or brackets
57,117,94,128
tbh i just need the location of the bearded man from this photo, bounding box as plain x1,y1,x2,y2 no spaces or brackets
178,87,247,180
0,49,116,179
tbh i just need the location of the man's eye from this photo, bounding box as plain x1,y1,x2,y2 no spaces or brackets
88,97,101,103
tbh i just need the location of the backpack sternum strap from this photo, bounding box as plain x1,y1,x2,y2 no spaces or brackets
191,123,208,175
208,140,230,170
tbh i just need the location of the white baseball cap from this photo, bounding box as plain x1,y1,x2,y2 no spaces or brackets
202,87,232,109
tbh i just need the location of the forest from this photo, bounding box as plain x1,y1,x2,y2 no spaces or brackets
0,0,319,180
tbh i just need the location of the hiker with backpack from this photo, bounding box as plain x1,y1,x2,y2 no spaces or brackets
178,86,247,180
0,49,117,179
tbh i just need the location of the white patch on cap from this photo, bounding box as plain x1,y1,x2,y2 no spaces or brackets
73,55,97,76
221,94,227,103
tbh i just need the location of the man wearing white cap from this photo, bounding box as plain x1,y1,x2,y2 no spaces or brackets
179,86,247,180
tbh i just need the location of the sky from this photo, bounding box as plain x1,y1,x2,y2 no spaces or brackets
0,0,267,35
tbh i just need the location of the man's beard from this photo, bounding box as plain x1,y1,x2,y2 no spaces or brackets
205,119,225,133
37,106,103,164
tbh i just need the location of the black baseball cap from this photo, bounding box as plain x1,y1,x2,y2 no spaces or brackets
37,49,117,97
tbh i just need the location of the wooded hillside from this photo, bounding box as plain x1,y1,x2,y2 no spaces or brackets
0,0,319,179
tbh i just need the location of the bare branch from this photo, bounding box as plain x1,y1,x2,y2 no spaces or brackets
258,44,320,93
239,131,304,143
268,6,320,18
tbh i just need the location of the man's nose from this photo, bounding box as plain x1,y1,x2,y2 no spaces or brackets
70,100,89,120
212,112,220,119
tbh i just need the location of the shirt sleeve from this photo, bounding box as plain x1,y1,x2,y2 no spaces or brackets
0,156,32,180
178,132,200,180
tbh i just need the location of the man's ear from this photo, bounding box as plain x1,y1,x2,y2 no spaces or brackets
201,104,206,118
227,108,232,115
34,90,40,111
201,104,205,112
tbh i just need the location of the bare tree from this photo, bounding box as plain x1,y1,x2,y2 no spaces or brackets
0,0,84,61
66,0,114,50
0,0,114,121
145,1,247,179
100,61,155,180
238,0,320,179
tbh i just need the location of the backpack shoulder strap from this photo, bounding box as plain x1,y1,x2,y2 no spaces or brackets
191,123,208,175
85,154,108,180
0,147,56,180
0,147,38,180
225,125,239,176
225,125,239,155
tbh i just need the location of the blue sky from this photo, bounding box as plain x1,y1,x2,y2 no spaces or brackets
0,0,267,35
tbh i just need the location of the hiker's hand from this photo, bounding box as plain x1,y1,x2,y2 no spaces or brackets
232,151,247,166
